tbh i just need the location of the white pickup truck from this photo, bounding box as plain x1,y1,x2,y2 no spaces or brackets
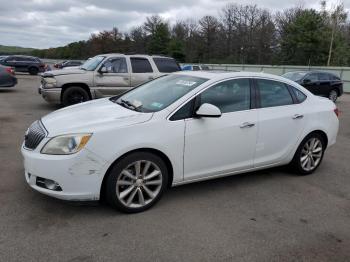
39,54,180,106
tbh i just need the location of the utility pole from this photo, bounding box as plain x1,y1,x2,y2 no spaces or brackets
327,15,337,66
327,3,346,66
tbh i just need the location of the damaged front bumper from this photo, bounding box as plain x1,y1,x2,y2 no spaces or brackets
21,142,109,201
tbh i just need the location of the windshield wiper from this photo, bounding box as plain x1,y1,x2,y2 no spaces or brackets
117,99,142,112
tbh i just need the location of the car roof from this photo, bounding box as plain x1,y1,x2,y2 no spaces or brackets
284,70,341,78
174,70,293,82
98,53,173,59
285,70,336,74
7,55,38,58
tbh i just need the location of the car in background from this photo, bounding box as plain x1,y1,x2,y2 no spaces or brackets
0,55,45,75
181,64,210,71
22,71,339,213
39,54,181,106
0,55,8,61
54,60,83,69
62,65,81,70
281,71,343,102
0,65,17,87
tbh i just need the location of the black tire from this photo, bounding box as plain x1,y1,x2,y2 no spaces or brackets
328,89,338,102
28,67,39,75
106,152,168,213
62,86,90,107
290,133,326,175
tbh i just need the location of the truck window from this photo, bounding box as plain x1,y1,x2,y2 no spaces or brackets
130,58,153,73
104,58,128,73
153,58,180,73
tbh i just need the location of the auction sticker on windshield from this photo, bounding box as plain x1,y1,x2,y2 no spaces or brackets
176,80,197,86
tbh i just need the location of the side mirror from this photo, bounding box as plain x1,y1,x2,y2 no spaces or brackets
99,66,108,74
303,78,311,84
195,103,222,118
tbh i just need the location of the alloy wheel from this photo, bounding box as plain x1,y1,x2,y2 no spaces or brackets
329,90,338,102
116,160,163,208
300,137,323,172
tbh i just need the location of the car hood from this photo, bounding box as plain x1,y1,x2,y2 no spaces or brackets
42,68,86,77
41,98,153,136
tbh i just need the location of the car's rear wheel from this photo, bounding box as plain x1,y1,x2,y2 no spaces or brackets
328,89,338,102
106,152,168,213
28,67,38,75
62,86,89,106
290,133,326,175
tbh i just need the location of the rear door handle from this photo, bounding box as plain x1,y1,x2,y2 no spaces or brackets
240,122,255,128
292,114,304,119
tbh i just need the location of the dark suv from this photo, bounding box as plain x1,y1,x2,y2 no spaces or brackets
282,71,343,102
54,60,83,69
0,55,45,75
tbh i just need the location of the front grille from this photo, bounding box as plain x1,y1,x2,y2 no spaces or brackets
24,120,46,150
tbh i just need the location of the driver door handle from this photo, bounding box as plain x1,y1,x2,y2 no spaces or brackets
240,122,255,128
292,114,304,119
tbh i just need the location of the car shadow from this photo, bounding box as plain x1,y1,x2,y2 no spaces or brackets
27,165,295,217
0,88,18,93
168,166,293,195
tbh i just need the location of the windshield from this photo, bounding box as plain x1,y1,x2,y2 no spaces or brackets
112,74,208,112
282,72,307,81
81,56,105,71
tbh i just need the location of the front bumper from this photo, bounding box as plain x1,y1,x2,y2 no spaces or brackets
21,142,109,201
39,85,61,104
0,76,17,88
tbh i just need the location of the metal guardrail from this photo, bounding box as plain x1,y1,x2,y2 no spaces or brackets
184,63,350,92
42,59,350,92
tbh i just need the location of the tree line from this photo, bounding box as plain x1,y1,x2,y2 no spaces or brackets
32,1,350,66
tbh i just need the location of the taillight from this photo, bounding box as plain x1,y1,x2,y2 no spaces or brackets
5,67,14,75
334,108,340,117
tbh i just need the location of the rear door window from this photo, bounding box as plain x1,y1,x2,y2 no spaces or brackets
130,58,153,73
318,73,330,81
288,85,307,103
153,58,180,73
257,79,294,108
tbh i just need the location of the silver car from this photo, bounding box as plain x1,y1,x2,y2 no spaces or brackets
39,54,180,106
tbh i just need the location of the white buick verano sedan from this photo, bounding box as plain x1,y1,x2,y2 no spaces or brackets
22,71,339,213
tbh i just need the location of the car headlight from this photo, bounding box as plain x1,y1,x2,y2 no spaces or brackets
43,77,57,88
41,134,92,155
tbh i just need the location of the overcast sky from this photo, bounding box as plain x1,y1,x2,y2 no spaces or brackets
0,0,348,49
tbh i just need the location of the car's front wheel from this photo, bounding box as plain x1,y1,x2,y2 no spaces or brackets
290,133,326,175
106,152,168,213
62,86,90,107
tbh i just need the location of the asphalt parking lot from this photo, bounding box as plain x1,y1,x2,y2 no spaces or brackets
0,74,350,262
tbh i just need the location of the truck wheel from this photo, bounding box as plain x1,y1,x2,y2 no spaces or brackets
62,86,90,107
28,67,39,75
